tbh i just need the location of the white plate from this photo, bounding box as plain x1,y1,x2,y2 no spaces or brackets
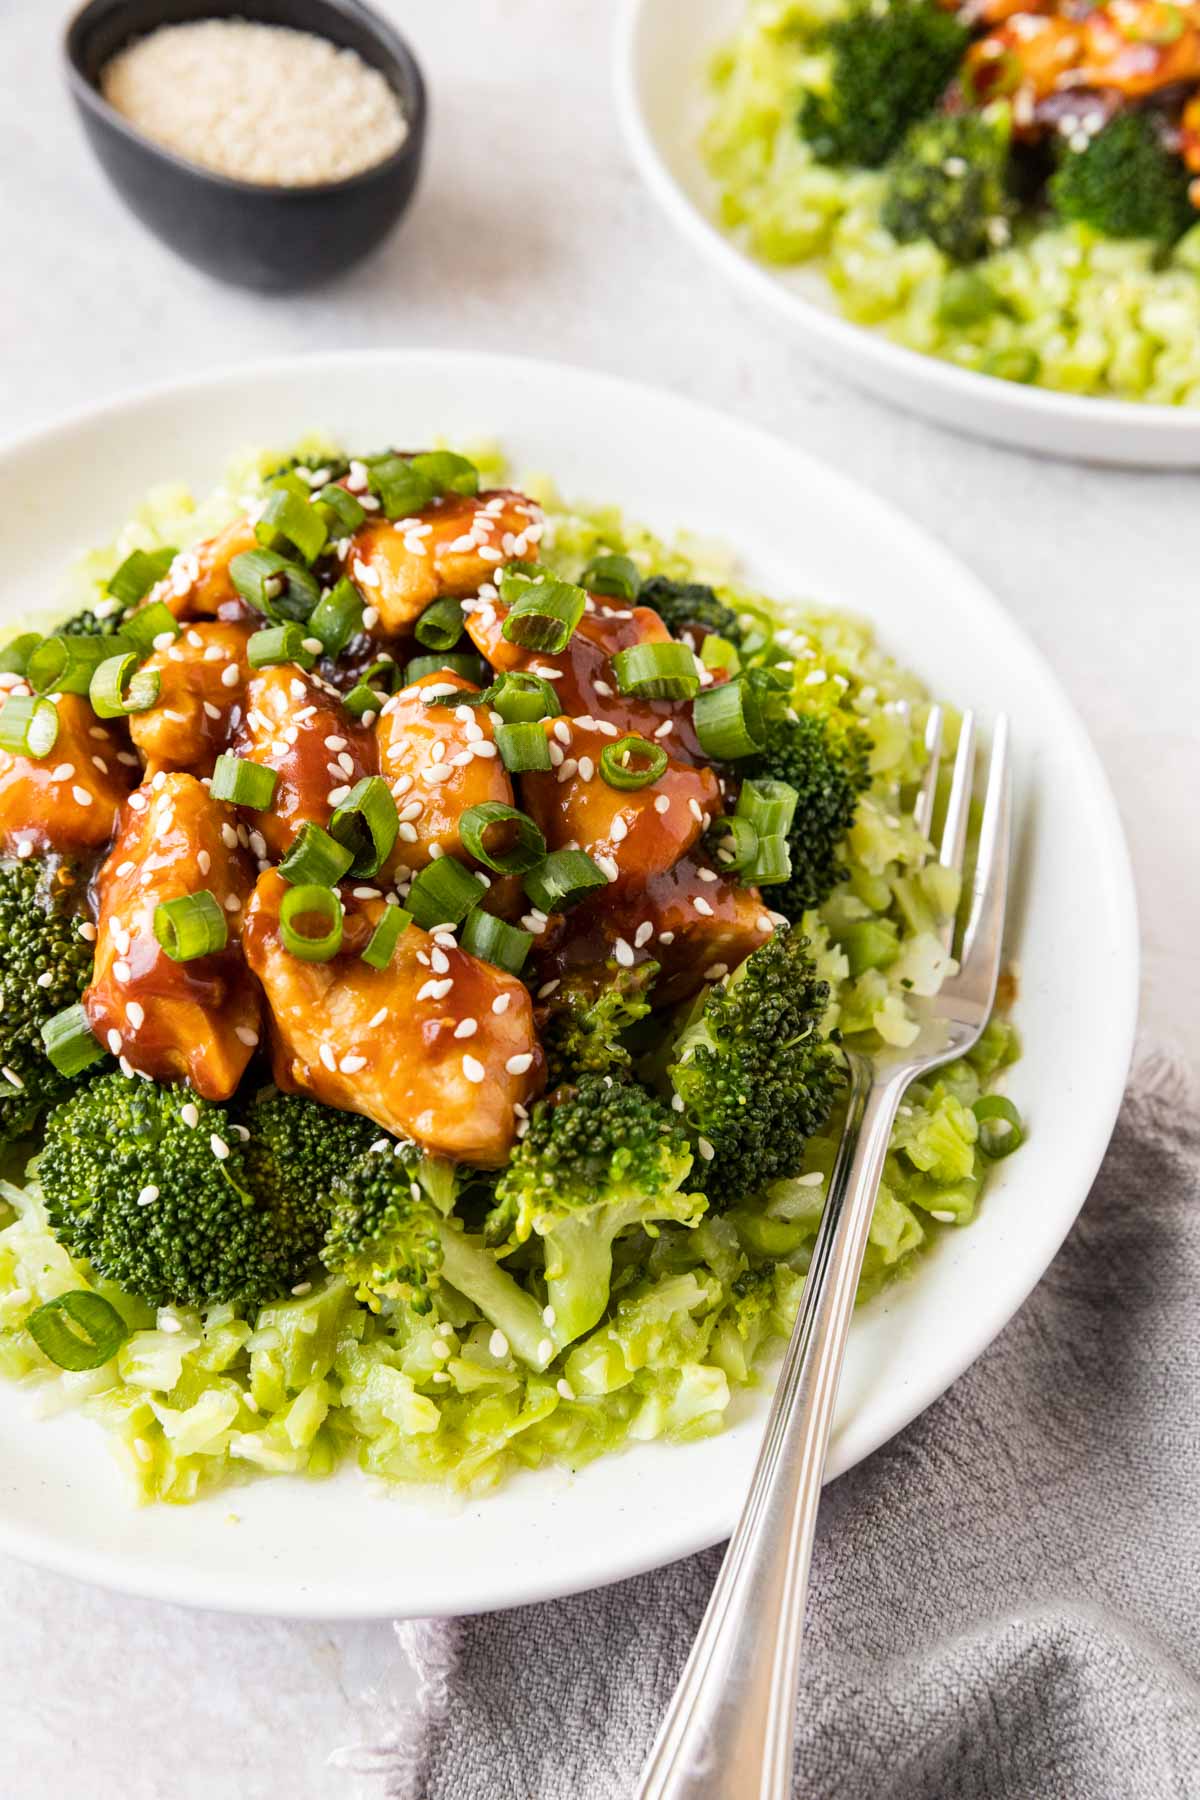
0,351,1136,1619
615,0,1200,468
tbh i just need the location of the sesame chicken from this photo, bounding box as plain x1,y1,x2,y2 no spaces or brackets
0,693,132,855
129,619,254,776
376,670,514,875
144,514,261,620
343,488,543,632
230,665,375,858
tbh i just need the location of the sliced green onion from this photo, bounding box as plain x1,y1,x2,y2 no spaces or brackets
420,685,487,709
701,634,740,675
41,1003,105,1077
736,777,799,838
247,623,316,671
26,632,133,697
406,652,490,687
743,833,792,887
410,450,479,496
280,883,345,962
366,455,434,520
523,848,608,913
0,632,41,678
612,641,699,701
0,695,59,759
973,1095,1024,1159
460,907,532,974
693,678,764,761
316,484,366,536
496,559,550,601
599,735,669,791
362,904,412,970
26,1291,128,1371
256,486,328,564
486,671,559,723
460,802,546,875
360,657,401,694
89,652,161,719
106,546,177,608
153,891,229,961
415,597,466,652
580,553,641,601
329,776,398,878
209,753,278,811
121,601,180,655
344,656,401,716
496,721,552,773
308,579,364,658
405,858,486,930
278,821,354,887
230,549,319,623
344,682,383,719
706,816,759,874
501,579,587,655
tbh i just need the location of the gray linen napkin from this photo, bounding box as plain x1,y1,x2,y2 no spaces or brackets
336,1045,1200,1800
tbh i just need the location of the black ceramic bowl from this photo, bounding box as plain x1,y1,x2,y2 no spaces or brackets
64,0,427,292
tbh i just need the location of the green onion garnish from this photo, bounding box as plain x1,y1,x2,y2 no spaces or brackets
120,601,180,655
344,682,383,719
26,633,133,697
280,883,345,962
743,833,792,887
405,652,490,687
360,657,401,694
41,1003,105,1077
26,1290,128,1371
973,1095,1024,1159
0,632,41,678
316,484,366,537
496,721,552,773
256,486,329,565
405,858,486,930
693,678,764,761
705,816,759,875
367,455,435,520
0,695,59,759
153,891,229,961
230,549,319,623
612,641,699,701
308,579,364,658
735,777,798,838
329,776,398,878
486,671,559,723
410,450,479,496
580,553,640,601
460,802,546,875
209,753,278,811
247,623,316,671
501,579,587,655
522,848,608,913
459,907,532,974
362,904,412,970
106,546,177,608
599,735,669,791
89,652,161,719
278,821,355,887
414,597,466,652
700,635,740,676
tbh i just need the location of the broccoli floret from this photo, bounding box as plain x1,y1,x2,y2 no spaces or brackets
0,858,95,1146
882,111,1014,262
38,1078,369,1308
54,606,127,637
1050,109,1194,245
539,963,658,1089
665,926,841,1208
740,712,870,918
488,1075,703,1345
799,0,968,169
637,576,744,646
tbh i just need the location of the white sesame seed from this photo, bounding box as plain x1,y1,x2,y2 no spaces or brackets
613,938,635,968
634,922,654,948
489,1329,509,1358
137,1184,159,1207
463,1054,486,1083
697,1137,715,1161
757,915,773,932
492,993,511,1015
693,896,714,917
105,1028,122,1054
659,930,675,945
430,948,450,975
368,1007,388,1029
211,1134,229,1160
181,1101,199,1128
340,1054,367,1074
610,815,628,843
291,1282,313,1297
51,762,75,782
698,869,719,883
318,1043,338,1072
537,1337,553,1363
505,1052,533,1075
454,1018,478,1038
327,785,351,805
71,785,93,808
235,1025,259,1047
127,1000,145,1029
221,823,237,849
542,1304,557,1327
556,1378,575,1401
688,798,703,824
596,854,619,883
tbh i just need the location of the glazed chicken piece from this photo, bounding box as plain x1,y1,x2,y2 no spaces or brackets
230,666,375,859
968,2,1200,119
521,719,721,900
243,870,542,1164
84,773,261,1099
375,670,514,875
0,693,133,855
343,488,543,632
144,514,260,621
1078,0,1200,96
129,620,254,776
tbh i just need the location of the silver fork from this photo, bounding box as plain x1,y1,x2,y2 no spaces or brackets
637,707,1011,1800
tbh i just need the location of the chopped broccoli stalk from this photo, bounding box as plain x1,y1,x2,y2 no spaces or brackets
488,1075,703,1346
1050,109,1194,245
0,858,96,1146
39,1078,375,1308
539,963,658,1089
664,926,841,1208
741,713,870,918
799,0,968,169
637,576,744,646
882,112,1014,263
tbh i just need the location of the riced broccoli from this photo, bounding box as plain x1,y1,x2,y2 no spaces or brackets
664,926,841,1208
798,0,968,169
637,576,744,646
882,111,1014,262
539,963,658,1090
1050,109,1194,245
0,858,96,1147
741,712,870,918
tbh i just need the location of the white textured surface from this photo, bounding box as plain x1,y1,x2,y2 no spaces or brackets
0,2,1196,1795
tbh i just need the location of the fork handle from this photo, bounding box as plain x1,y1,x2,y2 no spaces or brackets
636,1060,910,1800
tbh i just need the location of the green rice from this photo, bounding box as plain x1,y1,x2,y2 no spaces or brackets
704,0,1200,404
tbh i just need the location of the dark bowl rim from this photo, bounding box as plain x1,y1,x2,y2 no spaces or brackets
62,0,427,202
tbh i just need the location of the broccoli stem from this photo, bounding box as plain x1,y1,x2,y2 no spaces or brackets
437,1224,552,1370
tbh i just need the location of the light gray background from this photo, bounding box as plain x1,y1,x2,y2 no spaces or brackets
2,3,1197,1795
